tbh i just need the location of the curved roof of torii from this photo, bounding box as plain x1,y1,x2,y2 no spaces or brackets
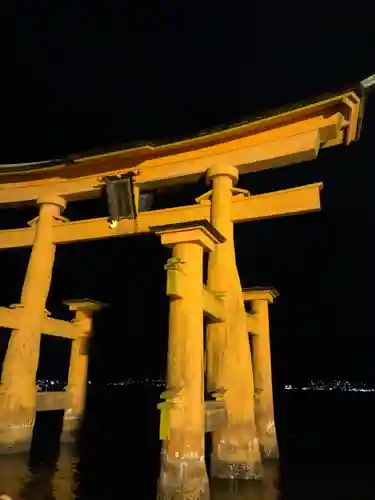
0,77,372,178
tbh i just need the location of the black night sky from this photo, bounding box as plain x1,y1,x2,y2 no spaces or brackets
0,6,374,391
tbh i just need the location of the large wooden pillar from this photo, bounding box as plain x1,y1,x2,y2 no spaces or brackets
61,299,104,442
205,165,262,479
153,221,221,500
0,194,66,454
245,288,279,459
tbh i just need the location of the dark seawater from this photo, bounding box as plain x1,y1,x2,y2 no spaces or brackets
2,386,375,500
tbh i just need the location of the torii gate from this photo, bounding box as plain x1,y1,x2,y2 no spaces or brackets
0,84,368,499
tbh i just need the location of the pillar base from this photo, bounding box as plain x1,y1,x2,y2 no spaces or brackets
158,451,209,500
0,438,32,455
210,455,263,480
210,477,265,499
0,419,34,456
0,398,35,455
260,441,279,461
60,411,81,443
210,425,263,480
259,420,279,460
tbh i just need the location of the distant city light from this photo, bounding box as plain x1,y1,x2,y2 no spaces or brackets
36,377,166,391
36,378,374,394
284,380,375,393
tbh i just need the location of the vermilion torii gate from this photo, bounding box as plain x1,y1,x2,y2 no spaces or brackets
0,83,369,499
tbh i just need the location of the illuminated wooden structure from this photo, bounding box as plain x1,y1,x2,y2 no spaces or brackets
0,84,368,498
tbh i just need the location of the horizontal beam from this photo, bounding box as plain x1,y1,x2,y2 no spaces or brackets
202,288,225,322
0,307,79,339
36,391,68,412
0,183,322,249
136,129,321,189
165,268,226,322
0,203,207,249
0,204,207,249
243,288,279,303
232,182,322,222
0,307,20,330
0,111,338,204
64,298,106,312
0,90,362,189
41,317,79,339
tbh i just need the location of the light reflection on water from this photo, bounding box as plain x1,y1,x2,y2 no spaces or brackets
0,445,279,500
0,445,78,500
2,389,375,499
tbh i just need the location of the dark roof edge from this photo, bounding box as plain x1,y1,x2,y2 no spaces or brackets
0,74,373,174
0,157,78,174
355,74,375,141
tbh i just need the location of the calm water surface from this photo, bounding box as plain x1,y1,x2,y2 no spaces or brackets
1,387,375,500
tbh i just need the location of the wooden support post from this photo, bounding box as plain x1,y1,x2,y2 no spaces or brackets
244,288,279,460
152,220,222,500
205,165,262,480
0,194,66,455
61,299,104,442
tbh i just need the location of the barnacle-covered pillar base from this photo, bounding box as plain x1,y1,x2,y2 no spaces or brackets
210,423,263,480
158,447,209,500
0,406,35,455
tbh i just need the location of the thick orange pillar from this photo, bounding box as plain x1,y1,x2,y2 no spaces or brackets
61,299,104,442
205,165,262,479
249,292,278,459
153,221,220,500
0,194,66,454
